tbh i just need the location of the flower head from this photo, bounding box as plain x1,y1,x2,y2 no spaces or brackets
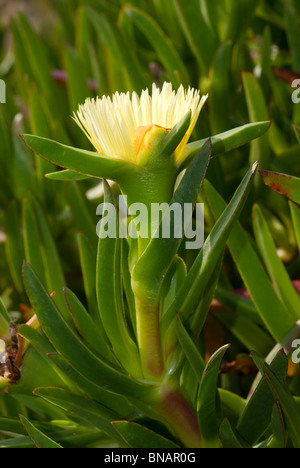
74,82,207,165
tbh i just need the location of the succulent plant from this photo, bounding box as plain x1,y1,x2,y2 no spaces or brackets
0,0,300,449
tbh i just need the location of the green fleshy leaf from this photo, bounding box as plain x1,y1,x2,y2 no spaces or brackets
260,170,300,204
45,169,90,181
218,389,246,426
22,197,47,287
132,139,211,305
8,344,68,404
111,421,180,448
19,415,62,448
213,310,274,356
242,73,270,160
152,0,186,49
179,360,200,409
161,111,191,161
96,181,142,377
28,84,58,203
17,324,74,391
22,261,152,399
175,315,206,383
161,255,187,318
162,162,258,331
237,350,288,446
189,256,223,338
77,233,99,321
182,121,271,169
199,0,220,38
0,436,34,448
203,178,294,342
174,0,217,73
123,5,189,87
46,353,135,418
22,196,70,321
86,7,146,92
209,41,232,134
4,200,25,293
75,5,94,76
219,418,245,448
67,182,97,247
63,287,117,365
197,344,230,448
0,416,28,436
224,0,259,42
11,18,34,100
251,351,300,448
267,402,286,449
293,124,300,144
16,13,67,118
256,0,284,29
283,0,300,73
21,134,135,181
121,239,137,337
214,286,263,325
33,387,122,443
64,44,92,113
289,201,300,251
252,203,300,320
249,320,300,401
0,298,10,337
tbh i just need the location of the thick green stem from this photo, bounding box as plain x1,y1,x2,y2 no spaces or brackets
156,385,202,448
135,297,164,380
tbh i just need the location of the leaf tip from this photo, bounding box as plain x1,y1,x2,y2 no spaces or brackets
22,259,30,270
259,169,268,179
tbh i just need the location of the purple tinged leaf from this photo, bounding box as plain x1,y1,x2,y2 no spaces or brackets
260,170,300,204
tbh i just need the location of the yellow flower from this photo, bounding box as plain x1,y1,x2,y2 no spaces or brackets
74,82,207,165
